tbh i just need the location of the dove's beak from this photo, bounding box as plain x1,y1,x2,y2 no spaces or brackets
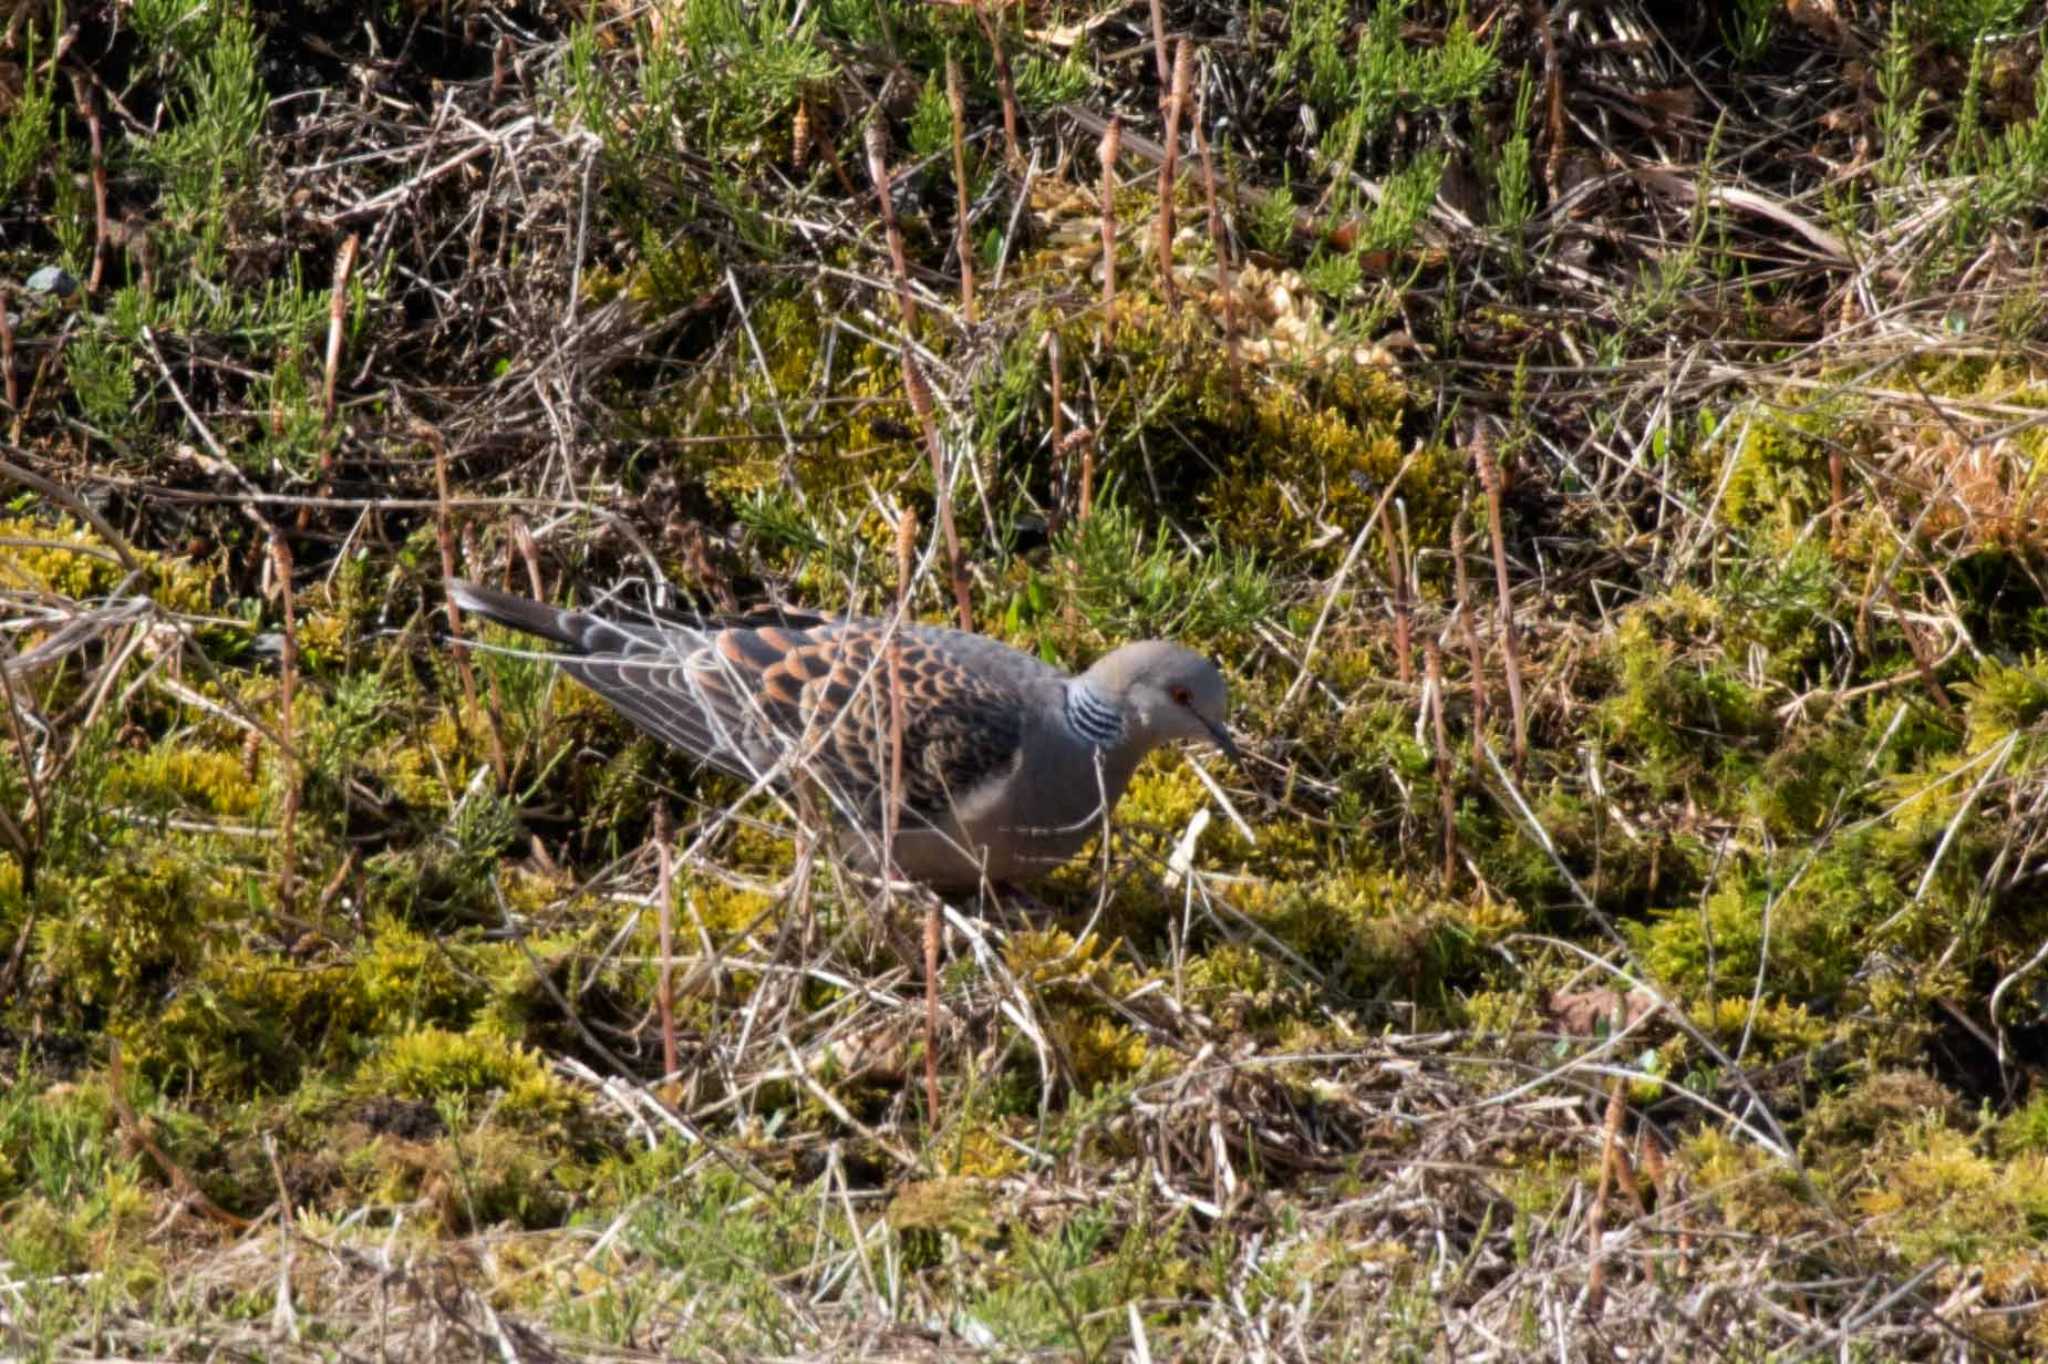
1201,715,1244,768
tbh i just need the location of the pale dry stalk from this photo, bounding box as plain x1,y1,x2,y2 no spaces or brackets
902,358,975,632
893,508,942,1125
1474,435,1527,776
322,233,360,431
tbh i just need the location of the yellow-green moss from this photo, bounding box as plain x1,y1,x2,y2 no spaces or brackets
360,1025,583,1127
105,744,265,820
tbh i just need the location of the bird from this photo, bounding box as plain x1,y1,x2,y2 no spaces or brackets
446,578,1240,891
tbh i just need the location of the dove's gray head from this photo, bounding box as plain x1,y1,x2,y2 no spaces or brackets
1082,641,1239,762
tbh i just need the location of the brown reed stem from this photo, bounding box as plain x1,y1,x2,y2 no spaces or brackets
510,518,546,598
864,124,918,335
866,125,972,631
70,74,108,297
1155,40,1192,307
892,507,941,1125
974,4,1021,168
1079,431,1096,525
945,55,977,324
1452,507,1487,771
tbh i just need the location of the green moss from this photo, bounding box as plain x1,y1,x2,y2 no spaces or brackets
104,745,265,820
1718,404,1836,539
34,844,240,1011
360,1026,585,1129
1628,830,1914,1035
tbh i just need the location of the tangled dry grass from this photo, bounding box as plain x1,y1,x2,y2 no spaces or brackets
5,0,2048,1358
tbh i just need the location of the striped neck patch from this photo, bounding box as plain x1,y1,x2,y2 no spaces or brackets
1064,682,1126,748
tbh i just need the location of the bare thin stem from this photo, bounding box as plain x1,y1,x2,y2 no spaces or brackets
270,533,300,911
904,359,974,632
1452,507,1487,771
655,801,679,1103
1425,639,1456,888
1386,502,1412,687
1047,331,1066,538
1880,579,1958,719
1475,434,1527,777
0,292,16,439
1192,77,1238,390
430,424,509,785
946,55,977,324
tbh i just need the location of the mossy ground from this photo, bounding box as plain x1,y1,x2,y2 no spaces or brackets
5,0,2048,1357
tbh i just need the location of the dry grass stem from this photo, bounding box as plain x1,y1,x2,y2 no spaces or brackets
1098,115,1121,330
1474,433,1527,777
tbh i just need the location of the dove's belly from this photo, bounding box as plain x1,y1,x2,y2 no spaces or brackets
839,744,1135,889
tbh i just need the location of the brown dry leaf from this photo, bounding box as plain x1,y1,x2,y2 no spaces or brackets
1784,0,1845,44
1546,987,1659,1036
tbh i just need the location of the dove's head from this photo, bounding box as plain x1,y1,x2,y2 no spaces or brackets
1083,641,1239,763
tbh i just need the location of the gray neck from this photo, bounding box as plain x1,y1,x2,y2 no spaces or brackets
1063,680,1127,749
